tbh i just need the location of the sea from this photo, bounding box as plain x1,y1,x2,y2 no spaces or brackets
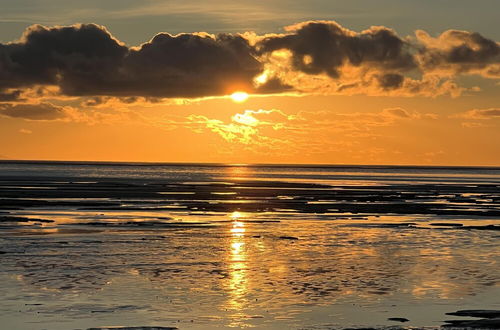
0,161,499,329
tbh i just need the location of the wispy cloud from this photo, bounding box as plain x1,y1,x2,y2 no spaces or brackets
178,107,437,156
452,108,500,119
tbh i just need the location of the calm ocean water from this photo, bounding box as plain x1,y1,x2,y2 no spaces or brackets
0,161,499,329
1,161,500,184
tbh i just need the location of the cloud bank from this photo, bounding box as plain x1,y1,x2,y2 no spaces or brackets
0,21,498,103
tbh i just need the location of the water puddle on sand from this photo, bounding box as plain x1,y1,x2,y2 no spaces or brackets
0,212,499,329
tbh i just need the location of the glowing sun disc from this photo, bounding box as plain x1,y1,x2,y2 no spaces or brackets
230,91,249,103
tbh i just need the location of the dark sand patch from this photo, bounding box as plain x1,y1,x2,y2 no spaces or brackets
429,223,464,227
387,317,410,322
443,309,500,328
1,177,499,217
446,310,500,318
278,236,299,240
0,216,54,223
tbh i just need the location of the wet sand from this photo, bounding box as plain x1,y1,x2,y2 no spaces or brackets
0,171,499,329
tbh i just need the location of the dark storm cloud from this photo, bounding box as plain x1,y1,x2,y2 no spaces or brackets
0,24,263,98
0,24,128,91
0,21,498,100
416,30,500,77
257,21,417,78
376,73,404,90
118,32,262,97
0,102,68,120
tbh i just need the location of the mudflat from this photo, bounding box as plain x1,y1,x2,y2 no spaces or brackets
0,163,499,329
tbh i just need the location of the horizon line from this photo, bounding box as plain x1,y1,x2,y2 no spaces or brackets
1,159,500,170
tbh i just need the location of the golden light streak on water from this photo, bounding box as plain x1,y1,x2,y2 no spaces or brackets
226,219,248,317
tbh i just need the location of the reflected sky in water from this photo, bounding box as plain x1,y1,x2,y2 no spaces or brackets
2,215,498,329
0,163,499,329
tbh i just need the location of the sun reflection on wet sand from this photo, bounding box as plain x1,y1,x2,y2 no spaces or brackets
225,165,250,180
226,212,249,325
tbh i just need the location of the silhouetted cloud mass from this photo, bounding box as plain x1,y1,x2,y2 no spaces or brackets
1,24,262,98
0,21,498,100
0,24,127,91
258,21,416,77
121,33,261,97
416,30,500,77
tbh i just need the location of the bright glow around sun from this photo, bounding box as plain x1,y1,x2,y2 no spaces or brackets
230,91,249,103
254,72,269,85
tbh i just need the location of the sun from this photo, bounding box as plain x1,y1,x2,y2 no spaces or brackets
230,91,249,103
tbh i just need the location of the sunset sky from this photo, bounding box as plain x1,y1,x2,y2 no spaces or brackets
1,0,499,165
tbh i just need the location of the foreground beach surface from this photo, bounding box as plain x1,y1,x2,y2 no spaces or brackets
0,162,499,329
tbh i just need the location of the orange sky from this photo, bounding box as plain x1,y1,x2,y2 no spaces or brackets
0,6,499,165
2,90,498,165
